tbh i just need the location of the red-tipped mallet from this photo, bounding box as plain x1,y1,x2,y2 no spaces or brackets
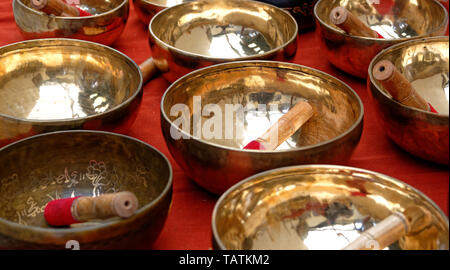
373,60,437,113
30,0,92,17
244,100,314,150
44,191,139,226
330,6,383,38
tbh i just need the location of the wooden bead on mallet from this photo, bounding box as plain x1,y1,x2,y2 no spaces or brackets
373,60,433,112
330,6,379,38
44,191,139,226
343,206,432,250
244,100,314,150
31,0,81,17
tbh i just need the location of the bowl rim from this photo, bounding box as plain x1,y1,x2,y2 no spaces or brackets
211,164,449,250
14,0,129,19
367,36,449,118
160,60,364,154
0,38,143,124
148,0,299,62
313,0,449,42
136,0,192,9
0,130,173,241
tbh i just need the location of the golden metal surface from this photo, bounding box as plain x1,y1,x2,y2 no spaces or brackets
314,0,448,78
161,61,363,194
212,165,449,250
368,36,449,165
133,0,192,25
0,131,173,249
149,0,298,82
0,39,143,147
13,0,129,46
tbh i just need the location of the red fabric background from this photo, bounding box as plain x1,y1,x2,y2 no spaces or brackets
0,0,448,250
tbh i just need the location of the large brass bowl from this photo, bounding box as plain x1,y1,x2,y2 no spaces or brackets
368,36,449,165
161,61,363,195
0,39,142,148
314,0,448,78
212,165,449,250
0,131,172,249
13,0,129,46
133,0,192,26
149,0,298,83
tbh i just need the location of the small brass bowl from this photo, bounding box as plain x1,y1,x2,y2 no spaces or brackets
161,61,363,195
133,0,192,26
212,165,449,250
149,0,298,83
0,130,172,249
368,36,449,165
13,0,130,46
0,39,143,148
314,0,448,78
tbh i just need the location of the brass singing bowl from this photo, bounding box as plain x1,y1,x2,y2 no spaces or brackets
133,0,192,26
368,36,449,165
0,39,143,148
0,131,172,249
13,0,129,46
161,61,363,195
147,0,298,83
314,0,448,78
212,165,449,250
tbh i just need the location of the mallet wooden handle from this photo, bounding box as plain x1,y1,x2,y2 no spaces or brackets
139,57,159,84
72,191,138,221
246,100,313,150
343,206,432,250
31,0,80,17
373,60,432,112
330,6,379,38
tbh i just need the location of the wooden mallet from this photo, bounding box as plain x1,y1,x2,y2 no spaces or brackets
30,0,92,17
44,191,139,226
373,60,437,113
330,6,383,38
343,205,433,250
243,100,314,150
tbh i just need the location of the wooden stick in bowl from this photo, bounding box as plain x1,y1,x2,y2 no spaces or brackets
373,60,437,113
329,6,381,38
44,191,139,227
30,0,91,17
342,206,433,250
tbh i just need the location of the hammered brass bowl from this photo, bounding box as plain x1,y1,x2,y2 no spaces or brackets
314,0,448,78
0,39,143,148
368,36,449,165
161,61,363,195
0,130,172,249
212,165,449,250
133,0,192,26
13,0,129,46
148,0,298,83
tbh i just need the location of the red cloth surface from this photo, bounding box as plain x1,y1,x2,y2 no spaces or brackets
0,1,448,250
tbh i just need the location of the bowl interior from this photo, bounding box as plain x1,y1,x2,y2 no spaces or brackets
213,166,449,250
370,38,449,115
19,0,126,15
0,132,171,228
150,0,297,59
315,0,447,39
142,0,191,8
162,62,362,151
0,39,140,121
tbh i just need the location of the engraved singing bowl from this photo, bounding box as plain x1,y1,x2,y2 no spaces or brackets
147,0,298,83
161,61,363,195
13,0,129,46
212,165,449,250
133,0,192,26
0,131,173,249
0,39,143,148
368,36,449,165
314,0,448,78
